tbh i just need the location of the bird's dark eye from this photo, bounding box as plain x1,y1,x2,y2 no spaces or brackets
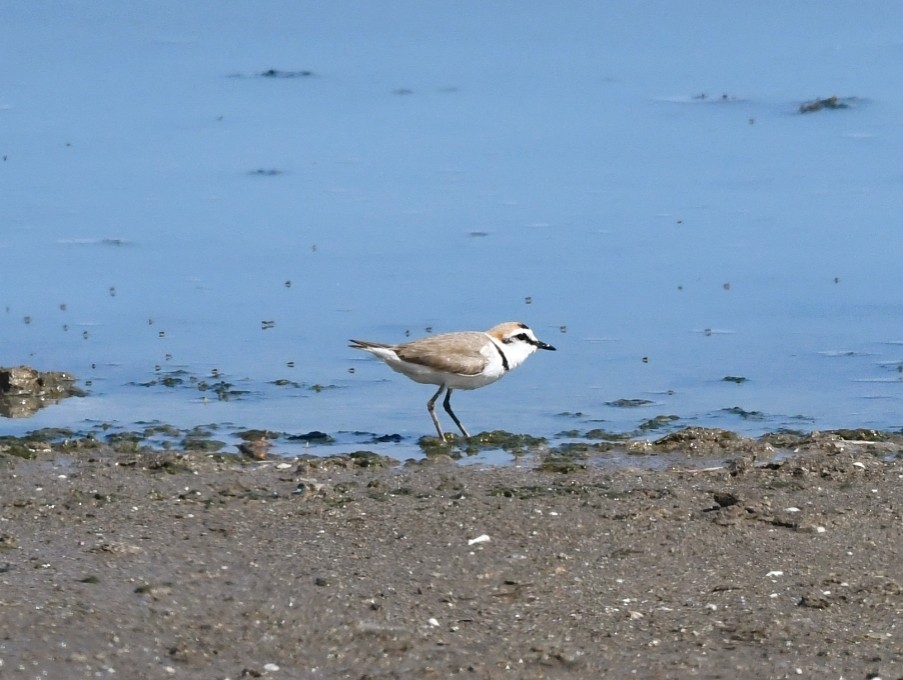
503,332,531,344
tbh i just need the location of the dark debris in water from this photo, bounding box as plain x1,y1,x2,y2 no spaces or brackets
692,92,742,102
372,433,404,443
133,368,332,402
287,431,335,444
606,398,654,408
637,415,680,431
181,438,226,453
235,429,280,442
798,95,855,113
258,68,314,78
584,428,631,441
722,406,766,420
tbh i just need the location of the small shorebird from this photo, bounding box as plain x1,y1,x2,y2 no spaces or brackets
350,322,556,440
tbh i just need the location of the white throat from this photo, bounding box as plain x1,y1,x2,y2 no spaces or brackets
488,335,537,372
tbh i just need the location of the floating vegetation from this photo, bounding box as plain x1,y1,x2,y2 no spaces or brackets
258,68,313,78
722,406,765,420
181,437,226,453
135,370,253,401
309,383,341,393
637,415,680,431
692,92,742,102
606,398,653,408
584,428,631,441
287,431,335,444
235,429,280,442
106,431,145,446
799,95,854,113
372,433,403,443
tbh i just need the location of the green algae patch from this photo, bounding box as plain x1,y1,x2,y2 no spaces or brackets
22,427,76,441
637,415,680,432
236,429,280,442
181,437,226,453
722,406,765,420
606,398,654,408
798,95,855,113
550,441,614,457
106,431,146,451
584,429,631,442
825,429,889,442
417,430,550,460
348,450,394,468
145,453,196,474
0,437,42,459
469,430,546,448
287,431,335,444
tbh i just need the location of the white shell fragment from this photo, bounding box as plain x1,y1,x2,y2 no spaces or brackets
467,534,491,546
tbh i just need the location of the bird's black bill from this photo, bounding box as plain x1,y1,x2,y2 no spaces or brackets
537,341,556,351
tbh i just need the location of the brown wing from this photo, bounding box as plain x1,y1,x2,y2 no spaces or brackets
395,332,489,376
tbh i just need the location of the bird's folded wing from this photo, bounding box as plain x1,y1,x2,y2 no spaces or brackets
395,333,489,376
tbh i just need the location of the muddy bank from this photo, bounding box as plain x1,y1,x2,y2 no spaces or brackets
1,438,903,679
0,366,83,418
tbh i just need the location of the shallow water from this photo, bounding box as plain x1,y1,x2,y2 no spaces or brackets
3,2,903,460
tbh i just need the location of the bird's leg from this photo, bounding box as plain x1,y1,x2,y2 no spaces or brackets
427,385,448,441
443,388,471,439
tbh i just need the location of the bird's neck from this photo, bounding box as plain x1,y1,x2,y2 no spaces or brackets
487,335,535,371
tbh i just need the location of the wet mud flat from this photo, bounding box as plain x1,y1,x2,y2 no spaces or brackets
1,439,903,679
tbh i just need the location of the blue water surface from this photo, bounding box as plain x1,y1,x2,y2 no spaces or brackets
3,1,903,459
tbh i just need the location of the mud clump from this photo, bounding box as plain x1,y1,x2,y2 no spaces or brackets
0,365,84,418
629,426,774,457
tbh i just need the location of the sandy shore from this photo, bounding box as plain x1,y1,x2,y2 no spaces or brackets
2,436,903,679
